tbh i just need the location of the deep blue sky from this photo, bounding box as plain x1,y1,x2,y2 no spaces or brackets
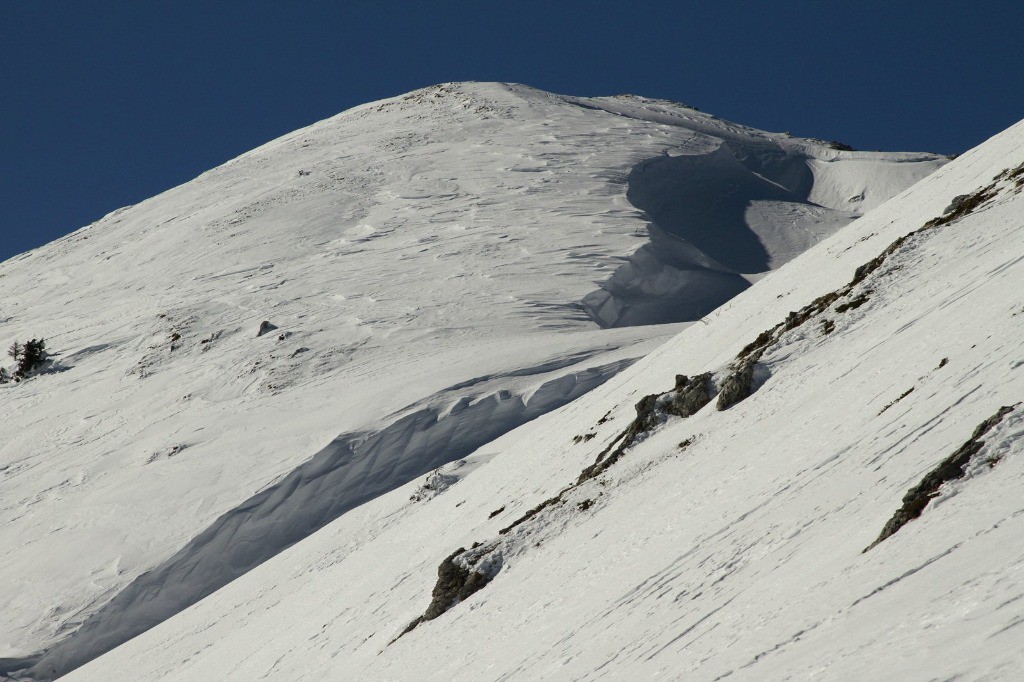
3,2,1022,262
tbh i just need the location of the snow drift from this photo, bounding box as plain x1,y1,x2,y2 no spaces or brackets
57,116,1024,680
0,82,945,679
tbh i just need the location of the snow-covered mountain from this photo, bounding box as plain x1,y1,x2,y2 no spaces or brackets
0,83,952,680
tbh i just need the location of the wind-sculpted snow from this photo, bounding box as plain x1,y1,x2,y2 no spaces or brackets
23,357,633,680
394,150,1024,642
581,138,887,327
394,371,719,639
0,82,944,672
60,117,1024,681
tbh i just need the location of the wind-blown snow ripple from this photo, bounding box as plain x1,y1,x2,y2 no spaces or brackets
26,358,635,680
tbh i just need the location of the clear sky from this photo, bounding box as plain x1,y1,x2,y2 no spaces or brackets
2,1,1022,262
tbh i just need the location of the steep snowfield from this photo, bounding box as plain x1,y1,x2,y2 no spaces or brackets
0,83,944,679
58,117,1024,681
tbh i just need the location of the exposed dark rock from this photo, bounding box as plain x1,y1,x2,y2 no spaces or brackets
942,194,970,214
735,293,841,367
631,394,663,433
829,141,856,151
878,387,914,416
716,361,756,411
1008,163,1024,190
937,357,949,369
738,328,775,361
575,431,629,485
721,174,1009,413
705,175,1004,414
994,162,1024,182
414,372,713,637
396,173,1017,643
394,546,495,641
257,320,278,337
835,293,870,314
499,493,565,535
422,548,492,621
864,405,1017,552
488,506,505,519
851,233,912,285
513,376,708,535
577,392,665,484
821,319,835,335
924,184,998,228
668,373,714,417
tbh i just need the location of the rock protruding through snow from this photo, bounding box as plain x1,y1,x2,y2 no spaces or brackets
395,543,502,641
864,404,1019,552
53,115,1024,682
256,320,278,337
399,371,720,639
0,82,949,678
27,358,634,680
390,161,1024,645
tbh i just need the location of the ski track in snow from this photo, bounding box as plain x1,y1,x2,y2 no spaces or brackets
0,82,950,680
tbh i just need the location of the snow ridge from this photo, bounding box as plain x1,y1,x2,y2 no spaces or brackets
0,82,947,678
22,355,634,679
393,157,1024,644
57,115,1024,681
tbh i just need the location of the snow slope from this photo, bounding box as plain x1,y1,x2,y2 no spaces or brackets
57,117,1024,681
0,83,944,679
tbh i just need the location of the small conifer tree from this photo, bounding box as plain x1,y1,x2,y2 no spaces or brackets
7,338,47,380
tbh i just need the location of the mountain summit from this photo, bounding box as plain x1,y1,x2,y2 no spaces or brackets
0,83,951,679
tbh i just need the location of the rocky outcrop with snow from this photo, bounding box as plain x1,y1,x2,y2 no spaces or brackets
55,114,1024,681
0,83,947,680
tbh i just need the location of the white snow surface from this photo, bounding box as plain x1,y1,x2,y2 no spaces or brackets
62,117,1024,680
0,82,948,679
